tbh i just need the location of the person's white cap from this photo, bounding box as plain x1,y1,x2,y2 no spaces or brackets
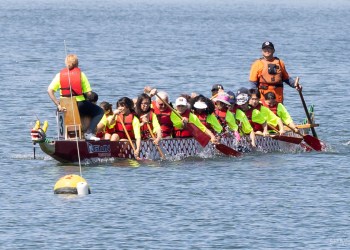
175,97,188,106
193,101,207,109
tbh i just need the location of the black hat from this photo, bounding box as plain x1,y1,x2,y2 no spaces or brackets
262,41,274,50
236,87,249,96
211,84,224,91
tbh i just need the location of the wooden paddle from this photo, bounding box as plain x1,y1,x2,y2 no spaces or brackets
296,77,318,138
155,93,242,157
146,123,166,160
118,115,139,159
284,123,323,151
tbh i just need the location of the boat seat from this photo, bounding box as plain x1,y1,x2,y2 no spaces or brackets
59,97,82,140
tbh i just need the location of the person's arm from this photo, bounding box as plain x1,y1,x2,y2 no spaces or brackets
207,114,223,134
47,74,66,111
249,60,261,89
132,117,141,159
152,113,162,144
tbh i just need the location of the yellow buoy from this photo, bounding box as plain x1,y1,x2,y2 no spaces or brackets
54,174,91,195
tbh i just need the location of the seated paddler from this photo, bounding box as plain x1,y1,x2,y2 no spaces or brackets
135,93,162,145
108,97,141,158
171,96,218,144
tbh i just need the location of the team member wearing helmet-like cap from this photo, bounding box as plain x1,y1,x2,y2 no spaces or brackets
171,96,218,144
249,41,302,103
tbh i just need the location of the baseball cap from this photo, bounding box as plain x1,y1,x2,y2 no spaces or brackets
211,84,224,91
226,91,236,105
262,41,274,50
236,87,249,96
175,97,188,106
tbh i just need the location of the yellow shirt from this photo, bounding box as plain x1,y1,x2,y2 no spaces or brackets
170,111,207,132
235,109,253,134
277,103,293,125
206,114,223,133
48,71,92,101
259,105,279,127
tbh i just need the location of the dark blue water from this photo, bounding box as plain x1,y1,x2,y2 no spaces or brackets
1,0,350,249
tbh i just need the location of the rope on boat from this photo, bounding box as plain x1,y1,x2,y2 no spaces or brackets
64,40,83,177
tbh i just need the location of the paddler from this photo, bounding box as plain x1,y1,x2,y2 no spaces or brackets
109,97,141,158
261,92,299,133
249,41,302,103
135,93,162,145
214,92,256,147
47,54,104,141
171,97,218,144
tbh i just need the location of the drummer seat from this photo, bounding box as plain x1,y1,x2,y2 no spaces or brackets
59,97,82,140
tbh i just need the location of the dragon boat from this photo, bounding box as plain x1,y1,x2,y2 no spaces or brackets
31,97,323,164
31,123,320,163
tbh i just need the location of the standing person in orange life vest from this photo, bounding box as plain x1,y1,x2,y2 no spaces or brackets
47,54,104,141
135,93,162,145
249,41,302,103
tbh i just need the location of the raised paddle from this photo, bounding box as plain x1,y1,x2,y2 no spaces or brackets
296,77,318,138
118,115,140,159
146,123,166,160
155,93,242,157
284,123,323,151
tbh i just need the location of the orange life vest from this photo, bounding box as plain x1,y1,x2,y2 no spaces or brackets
152,101,173,138
60,67,83,97
258,57,284,103
114,113,135,139
173,109,192,138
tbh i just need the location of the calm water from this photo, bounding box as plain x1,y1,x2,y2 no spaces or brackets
1,0,350,249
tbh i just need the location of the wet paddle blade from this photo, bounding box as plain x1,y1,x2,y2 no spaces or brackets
303,135,323,151
187,123,211,147
271,135,303,144
215,144,242,157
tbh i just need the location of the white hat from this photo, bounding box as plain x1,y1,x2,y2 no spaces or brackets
236,93,249,105
193,101,207,109
175,97,188,106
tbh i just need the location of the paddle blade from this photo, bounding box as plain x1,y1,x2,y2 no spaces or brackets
271,135,303,144
303,135,323,151
215,144,242,157
187,123,211,147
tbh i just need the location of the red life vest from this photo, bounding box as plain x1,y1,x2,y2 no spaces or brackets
60,67,83,97
215,107,228,131
140,109,154,140
152,101,173,138
261,100,278,115
114,113,135,139
244,106,264,132
173,109,192,138
196,112,215,133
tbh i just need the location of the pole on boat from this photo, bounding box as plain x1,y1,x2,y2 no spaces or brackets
296,77,318,138
53,41,89,195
